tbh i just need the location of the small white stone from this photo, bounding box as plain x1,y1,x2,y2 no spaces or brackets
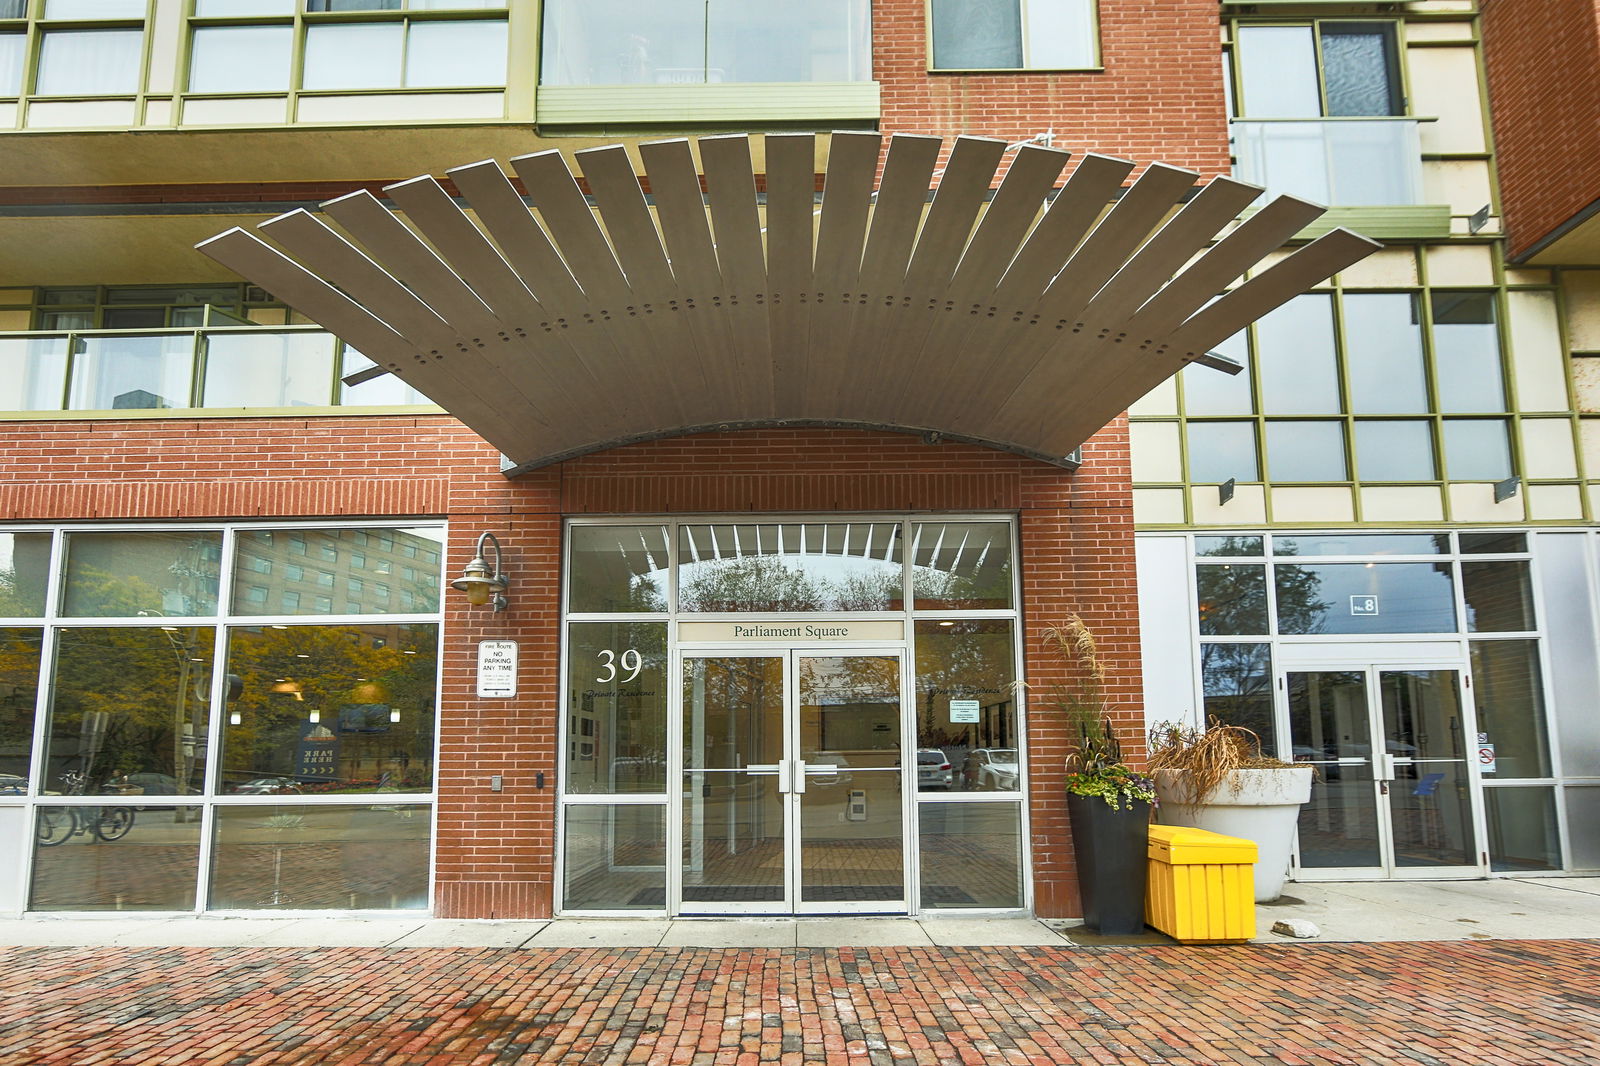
1272,918,1320,939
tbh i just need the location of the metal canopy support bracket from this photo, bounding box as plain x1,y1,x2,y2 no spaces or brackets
195,134,1379,473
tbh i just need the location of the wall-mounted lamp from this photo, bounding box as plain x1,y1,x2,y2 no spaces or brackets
229,711,242,726
451,531,509,611
308,709,320,724
389,709,402,724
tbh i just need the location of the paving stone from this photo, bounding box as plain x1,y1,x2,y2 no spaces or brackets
5,940,1595,1064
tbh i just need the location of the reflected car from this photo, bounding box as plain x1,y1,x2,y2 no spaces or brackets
803,753,852,787
109,772,200,795
916,749,953,790
962,748,1020,791
0,773,25,795
231,776,304,795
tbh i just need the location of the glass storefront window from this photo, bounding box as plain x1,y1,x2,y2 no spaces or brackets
911,522,1011,610
1460,531,1526,554
0,628,43,791
210,804,430,909
1462,561,1535,632
568,525,670,613
221,623,437,794
1196,563,1268,635
0,533,52,616
566,622,667,793
32,806,202,911
44,626,215,796
913,620,1015,790
564,804,664,910
1271,534,1447,557
1273,563,1456,635
231,528,441,616
61,532,222,618
1484,787,1560,873
678,522,903,612
1194,535,1263,557
1198,642,1275,752
1469,639,1550,778
918,801,1022,908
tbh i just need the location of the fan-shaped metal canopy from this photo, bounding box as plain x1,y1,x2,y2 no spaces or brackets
197,132,1379,473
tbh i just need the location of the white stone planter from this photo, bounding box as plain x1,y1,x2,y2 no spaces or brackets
1153,767,1314,903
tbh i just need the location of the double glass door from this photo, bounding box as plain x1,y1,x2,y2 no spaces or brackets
1285,667,1484,877
677,649,907,914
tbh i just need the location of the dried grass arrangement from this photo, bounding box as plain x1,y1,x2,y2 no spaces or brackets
1147,718,1301,804
1043,615,1155,810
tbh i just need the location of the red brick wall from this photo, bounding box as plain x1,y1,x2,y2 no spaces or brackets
875,0,1231,178
0,414,1139,919
1482,0,1600,261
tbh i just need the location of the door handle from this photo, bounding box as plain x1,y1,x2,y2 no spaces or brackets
790,759,806,795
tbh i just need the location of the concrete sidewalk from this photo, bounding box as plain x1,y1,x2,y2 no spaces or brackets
2,876,1596,949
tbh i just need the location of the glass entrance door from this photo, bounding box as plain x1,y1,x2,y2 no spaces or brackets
677,650,907,914
1286,667,1484,878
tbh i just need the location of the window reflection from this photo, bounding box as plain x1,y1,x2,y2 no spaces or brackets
911,522,1012,610
918,801,1022,908
568,525,669,612
1274,563,1456,635
32,806,202,911
567,621,667,793
1199,643,1275,752
1196,564,1268,635
0,533,52,616
678,523,903,612
913,620,1015,790
0,628,42,792
1345,293,1426,414
62,532,222,617
1257,295,1341,415
45,627,215,796
1470,640,1549,778
221,623,437,794
210,804,430,909
232,527,441,616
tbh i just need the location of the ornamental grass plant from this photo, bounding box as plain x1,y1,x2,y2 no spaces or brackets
1044,615,1156,811
1146,717,1302,803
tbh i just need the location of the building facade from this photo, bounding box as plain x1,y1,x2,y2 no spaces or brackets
0,0,1592,920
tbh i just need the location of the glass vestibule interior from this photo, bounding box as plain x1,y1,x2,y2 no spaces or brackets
1284,664,1485,877
558,517,1028,916
679,649,907,914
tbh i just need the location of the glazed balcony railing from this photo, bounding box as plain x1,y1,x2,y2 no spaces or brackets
1230,117,1427,207
0,326,429,415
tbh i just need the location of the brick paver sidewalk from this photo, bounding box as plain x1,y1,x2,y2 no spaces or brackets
1,940,1597,1064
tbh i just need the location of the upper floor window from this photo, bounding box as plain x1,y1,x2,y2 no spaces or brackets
1234,22,1401,118
929,0,1096,71
186,0,507,95
540,0,871,85
1,0,149,100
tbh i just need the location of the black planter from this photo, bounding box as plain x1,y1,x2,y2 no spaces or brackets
1066,792,1152,935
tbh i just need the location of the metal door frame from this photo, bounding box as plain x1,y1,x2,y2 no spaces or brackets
1279,659,1488,880
669,645,913,916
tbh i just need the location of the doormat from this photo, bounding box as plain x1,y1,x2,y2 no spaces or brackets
627,885,977,906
